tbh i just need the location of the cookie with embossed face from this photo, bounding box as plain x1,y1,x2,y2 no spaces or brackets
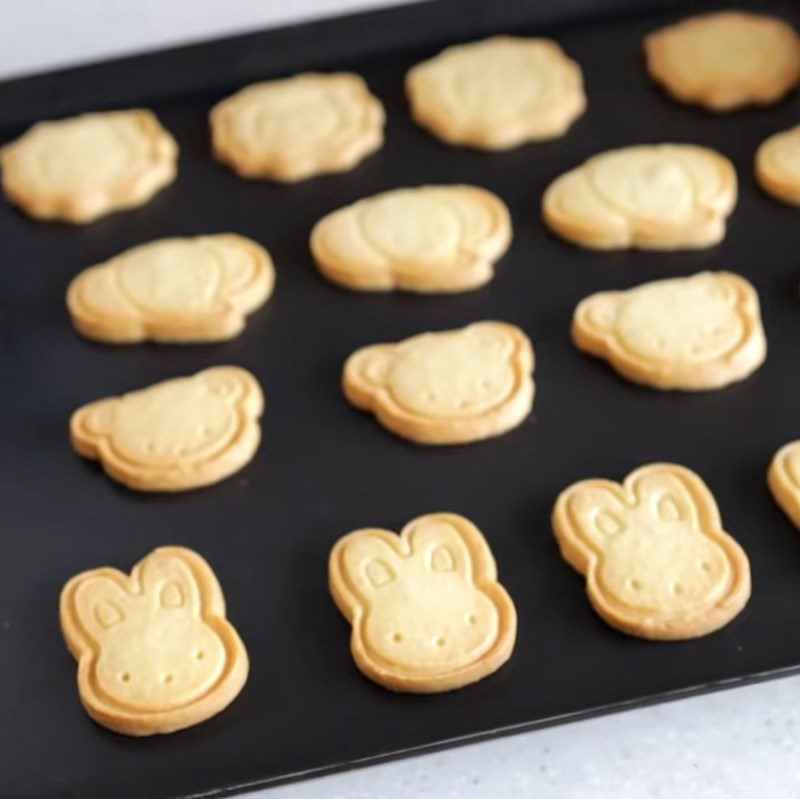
572,272,766,391
210,72,384,182
70,366,263,491
406,36,585,150
343,321,534,445
311,185,511,292
542,144,737,250
67,234,275,344
768,441,800,531
645,11,800,111
756,125,800,207
553,463,751,640
329,512,516,692
60,546,248,735
1,109,177,223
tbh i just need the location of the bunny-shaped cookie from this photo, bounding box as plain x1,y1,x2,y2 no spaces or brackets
70,366,263,491
311,186,511,292
329,513,516,692
572,272,766,390
542,144,737,250
60,546,248,735
67,235,275,343
342,321,534,445
552,464,751,639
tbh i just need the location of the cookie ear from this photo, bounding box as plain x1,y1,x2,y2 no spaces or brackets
574,293,620,339
137,549,209,615
332,531,400,605
631,467,703,527
346,345,395,392
406,516,482,583
559,483,628,553
67,573,129,646
71,398,120,441
465,323,515,358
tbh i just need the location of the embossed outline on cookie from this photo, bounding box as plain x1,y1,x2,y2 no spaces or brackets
70,366,264,491
542,145,737,250
342,322,535,445
0,109,178,224
210,72,385,182
406,35,586,150
329,512,516,692
768,441,800,530
66,234,275,343
60,546,248,735
572,272,767,390
644,11,800,111
756,126,800,206
552,463,751,640
311,185,512,292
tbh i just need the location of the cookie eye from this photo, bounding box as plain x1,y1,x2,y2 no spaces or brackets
466,613,477,626
120,671,131,683
435,636,446,648
699,560,712,573
195,649,205,661
671,582,685,596
392,632,403,644
161,673,174,685
627,578,643,591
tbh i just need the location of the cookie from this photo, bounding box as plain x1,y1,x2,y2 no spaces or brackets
553,463,751,640
343,321,534,445
756,125,800,206
768,440,800,530
310,185,511,292
572,272,766,391
406,36,585,150
1,109,177,223
210,72,384,182
329,512,516,692
67,234,275,344
60,546,248,735
70,366,263,491
542,144,737,250
644,11,800,111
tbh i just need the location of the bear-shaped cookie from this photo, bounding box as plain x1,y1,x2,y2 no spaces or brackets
310,185,511,292
572,272,766,390
67,234,275,344
70,366,263,491
60,546,248,735
768,440,800,530
542,144,737,250
329,512,516,692
1,109,178,223
342,321,534,445
210,72,385,182
552,463,751,640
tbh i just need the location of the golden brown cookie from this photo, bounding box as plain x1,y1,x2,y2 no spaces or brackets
210,72,384,182
572,272,766,390
310,185,511,292
60,546,248,735
67,234,275,344
553,463,751,640
329,512,516,692
406,36,585,150
756,125,800,206
645,11,800,111
70,366,263,491
542,144,737,250
342,321,534,445
1,109,177,223
768,440,800,530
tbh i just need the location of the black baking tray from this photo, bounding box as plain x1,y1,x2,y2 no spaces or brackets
3,0,800,796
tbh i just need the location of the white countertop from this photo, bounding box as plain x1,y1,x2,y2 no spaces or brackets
3,2,798,796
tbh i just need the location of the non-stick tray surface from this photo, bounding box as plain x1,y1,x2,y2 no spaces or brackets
3,1,800,797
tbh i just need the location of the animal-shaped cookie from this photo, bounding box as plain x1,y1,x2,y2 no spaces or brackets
60,546,248,735
1,109,177,223
329,513,516,692
342,321,534,445
67,234,275,344
756,125,800,207
70,366,263,491
572,272,767,390
644,11,800,112
542,144,737,250
768,441,800,530
210,72,384,182
406,36,585,150
553,463,751,640
310,185,511,292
